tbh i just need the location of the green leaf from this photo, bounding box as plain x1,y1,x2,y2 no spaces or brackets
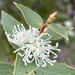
14,2,43,28
13,53,38,75
0,62,14,75
1,11,21,49
1,11,19,34
48,24,73,40
62,26,73,31
35,63,75,75
48,29,61,40
30,72,36,75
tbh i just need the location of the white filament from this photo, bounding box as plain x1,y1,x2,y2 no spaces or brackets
5,24,60,67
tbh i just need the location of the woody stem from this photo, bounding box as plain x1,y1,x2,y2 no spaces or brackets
39,23,47,35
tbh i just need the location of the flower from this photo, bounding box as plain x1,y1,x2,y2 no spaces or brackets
5,24,60,67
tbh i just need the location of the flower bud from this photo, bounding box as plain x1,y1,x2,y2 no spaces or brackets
46,12,57,24
43,26,49,33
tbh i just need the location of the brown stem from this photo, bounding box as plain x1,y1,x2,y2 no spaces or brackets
39,23,47,35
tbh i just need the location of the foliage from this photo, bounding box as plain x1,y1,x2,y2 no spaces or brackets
1,2,75,75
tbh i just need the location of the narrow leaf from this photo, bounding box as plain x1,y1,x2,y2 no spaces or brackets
14,2,43,28
35,63,75,75
0,62,14,75
13,53,38,75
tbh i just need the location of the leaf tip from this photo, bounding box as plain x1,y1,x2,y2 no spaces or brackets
13,2,20,8
66,38,69,40
70,27,73,31
1,10,4,14
1,11,5,24
13,2,17,5
1,11,7,16
65,37,69,40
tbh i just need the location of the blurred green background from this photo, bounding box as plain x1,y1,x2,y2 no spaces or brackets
0,0,75,67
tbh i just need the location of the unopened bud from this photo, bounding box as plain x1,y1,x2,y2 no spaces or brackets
46,12,57,24
43,26,49,33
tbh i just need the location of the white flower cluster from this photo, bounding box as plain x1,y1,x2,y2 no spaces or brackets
5,24,60,67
